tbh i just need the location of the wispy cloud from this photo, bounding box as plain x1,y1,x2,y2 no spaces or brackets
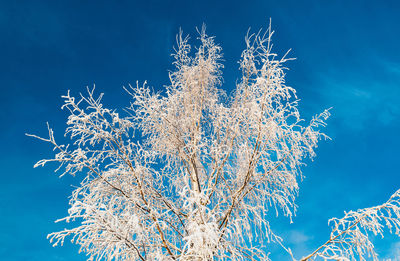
316,59,400,131
382,241,400,260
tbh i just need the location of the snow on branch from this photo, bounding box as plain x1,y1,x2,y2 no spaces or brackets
302,189,400,260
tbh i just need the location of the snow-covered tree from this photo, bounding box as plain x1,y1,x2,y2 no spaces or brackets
29,25,400,260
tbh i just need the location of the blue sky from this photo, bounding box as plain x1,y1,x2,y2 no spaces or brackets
1,0,400,260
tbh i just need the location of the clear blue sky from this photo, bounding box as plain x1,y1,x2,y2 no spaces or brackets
1,0,400,260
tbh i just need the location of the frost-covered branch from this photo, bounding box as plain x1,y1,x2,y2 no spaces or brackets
302,189,400,261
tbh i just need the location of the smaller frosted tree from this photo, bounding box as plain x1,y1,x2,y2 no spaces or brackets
29,25,400,260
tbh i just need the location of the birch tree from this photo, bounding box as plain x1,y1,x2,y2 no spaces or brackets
29,25,400,260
